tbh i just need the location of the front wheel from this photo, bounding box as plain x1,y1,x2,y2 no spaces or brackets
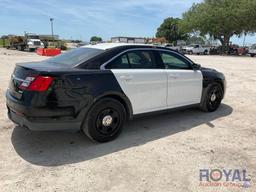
250,54,255,57
200,83,223,112
82,98,126,142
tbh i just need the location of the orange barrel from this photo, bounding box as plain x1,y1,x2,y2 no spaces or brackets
36,48,45,56
44,48,61,56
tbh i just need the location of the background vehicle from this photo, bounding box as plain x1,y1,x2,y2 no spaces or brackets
209,46,222,55
6,43,226,142
237,47,248,55
183,44,210,55
7,33,44,52
248,44,256,57
164,43,181,52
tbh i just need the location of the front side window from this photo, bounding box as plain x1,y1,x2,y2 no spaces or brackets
160,52,191,70
106,50,158,69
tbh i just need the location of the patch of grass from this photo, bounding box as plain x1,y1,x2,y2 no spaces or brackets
0,39,3,47
0,39,10,47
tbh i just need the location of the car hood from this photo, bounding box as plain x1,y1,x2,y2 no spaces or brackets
248,49,256,53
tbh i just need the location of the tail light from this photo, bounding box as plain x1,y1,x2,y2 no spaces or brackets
19,76,54,92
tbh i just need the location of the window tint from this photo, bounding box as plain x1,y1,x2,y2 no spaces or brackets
160,52,191,69
106,50,159,69
107,54,129,69
127,51,156,69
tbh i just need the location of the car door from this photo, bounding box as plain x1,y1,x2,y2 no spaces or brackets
106,50,167,114
193,45,200,54
158,51,203,108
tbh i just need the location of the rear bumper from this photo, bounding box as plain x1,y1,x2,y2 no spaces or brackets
7,108,81,131
6,90,82,131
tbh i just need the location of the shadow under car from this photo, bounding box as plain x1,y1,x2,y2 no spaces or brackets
11,104,233,166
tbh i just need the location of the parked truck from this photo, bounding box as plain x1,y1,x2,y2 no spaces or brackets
183,44,210,55
7,33,44,52
164,43,182,52
248,44,256,57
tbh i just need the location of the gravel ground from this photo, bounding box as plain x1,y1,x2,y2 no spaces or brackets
0,48,255,192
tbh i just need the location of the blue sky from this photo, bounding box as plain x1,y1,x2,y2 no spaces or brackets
0,0,255,45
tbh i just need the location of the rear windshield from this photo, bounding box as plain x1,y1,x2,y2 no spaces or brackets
46,48,104,66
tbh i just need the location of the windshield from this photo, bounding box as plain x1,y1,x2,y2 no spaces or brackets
27,35,39,39
46,48,104,66
187,44,197,48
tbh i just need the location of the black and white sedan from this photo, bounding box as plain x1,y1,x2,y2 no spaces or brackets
6,43,226,142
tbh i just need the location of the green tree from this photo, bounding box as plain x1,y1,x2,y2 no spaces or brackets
181,0,256,52
90,36,102,42
156,17,188,45
186,35,206,45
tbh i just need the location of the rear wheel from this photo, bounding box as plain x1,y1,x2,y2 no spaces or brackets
200,83,223,112
82,98,126,142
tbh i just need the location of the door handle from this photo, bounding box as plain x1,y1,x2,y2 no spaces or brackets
120,75,133,81
168,74,178,79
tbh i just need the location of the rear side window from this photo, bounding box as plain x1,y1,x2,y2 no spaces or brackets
107,54,130,69
106,50,159,69
127,51,155,69
159,51,191,70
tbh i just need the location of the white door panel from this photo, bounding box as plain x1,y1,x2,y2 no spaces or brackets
112,69,167,114
167,70,202,108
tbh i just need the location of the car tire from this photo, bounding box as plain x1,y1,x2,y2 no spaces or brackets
200,83,223,112
204,50,208,55
82,98,126,142
250,54,255,57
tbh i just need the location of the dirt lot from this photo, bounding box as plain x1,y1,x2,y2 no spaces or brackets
0,48,255,192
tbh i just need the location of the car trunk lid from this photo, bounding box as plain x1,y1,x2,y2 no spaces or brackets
9,61,84,100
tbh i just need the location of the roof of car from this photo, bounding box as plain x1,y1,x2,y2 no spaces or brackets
82,43,156,50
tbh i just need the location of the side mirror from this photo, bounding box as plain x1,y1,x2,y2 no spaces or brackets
192,63,201,70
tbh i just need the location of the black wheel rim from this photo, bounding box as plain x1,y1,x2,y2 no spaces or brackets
207,86,222,110
95,108,120,136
